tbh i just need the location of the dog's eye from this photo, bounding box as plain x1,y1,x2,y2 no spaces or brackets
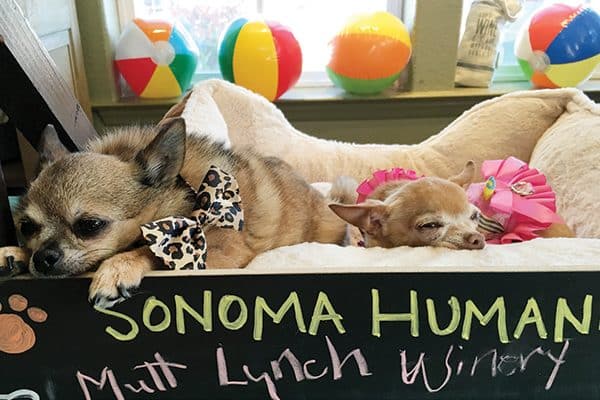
418,222,443,230
19,218,40,237
471,211,480,221
73,218,108,238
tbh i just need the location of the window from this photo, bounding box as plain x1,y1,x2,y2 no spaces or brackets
121,0,405,87
461,0,600,82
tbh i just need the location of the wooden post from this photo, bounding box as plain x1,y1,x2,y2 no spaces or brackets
0,162,17,246
0,0,99,246
0,0,97,151
407,0,463,91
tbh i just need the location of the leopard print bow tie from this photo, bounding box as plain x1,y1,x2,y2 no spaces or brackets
141,166,244,270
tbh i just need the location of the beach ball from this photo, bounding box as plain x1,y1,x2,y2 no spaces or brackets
327,12,411,94
115,19,199,98
218,18,302,101
515,4,600,88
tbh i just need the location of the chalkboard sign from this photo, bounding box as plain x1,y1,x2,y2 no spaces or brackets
0,271,597,399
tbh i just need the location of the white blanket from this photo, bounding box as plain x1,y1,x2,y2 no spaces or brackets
247,238,600,271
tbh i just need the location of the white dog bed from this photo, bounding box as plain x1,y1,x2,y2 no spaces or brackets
245,238,600,271
171,80,600,270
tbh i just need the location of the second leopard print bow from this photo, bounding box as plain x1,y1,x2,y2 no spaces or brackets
141,166,244,270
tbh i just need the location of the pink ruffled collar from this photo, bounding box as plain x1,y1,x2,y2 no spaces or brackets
356,167,421,203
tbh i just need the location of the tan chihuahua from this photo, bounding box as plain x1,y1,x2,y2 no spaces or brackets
329,162,486,250
0,118,347,307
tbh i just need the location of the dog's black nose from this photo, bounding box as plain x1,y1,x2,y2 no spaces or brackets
32,243,63,273
464,233,485,250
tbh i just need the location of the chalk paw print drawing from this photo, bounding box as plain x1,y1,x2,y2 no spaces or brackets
0,389,40,400
0,294,47,354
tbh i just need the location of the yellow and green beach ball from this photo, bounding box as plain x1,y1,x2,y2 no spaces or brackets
327,12,412,94
218,18,303,101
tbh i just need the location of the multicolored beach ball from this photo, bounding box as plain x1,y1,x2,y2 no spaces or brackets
327,12,412,94
515,4,600,88
115,19,199,98
218,18,302,101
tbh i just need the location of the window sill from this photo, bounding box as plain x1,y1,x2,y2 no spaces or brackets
91,80,600,132
93,80,600,109
282,80,600,101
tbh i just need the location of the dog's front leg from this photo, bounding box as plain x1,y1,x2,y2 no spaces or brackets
205,230,256,269
89,246,158,308
0,247,29,278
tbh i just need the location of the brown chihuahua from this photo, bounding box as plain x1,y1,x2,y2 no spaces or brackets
0,119,347,307
329,162,486,250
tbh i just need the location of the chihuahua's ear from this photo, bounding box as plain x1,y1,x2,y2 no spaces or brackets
449,160,476,188
38,124,70,168
136,117,186,186
329,201,389,236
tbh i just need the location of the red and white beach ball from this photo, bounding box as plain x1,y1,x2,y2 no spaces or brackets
115,19,199,98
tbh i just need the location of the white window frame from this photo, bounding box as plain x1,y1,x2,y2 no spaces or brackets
116,0,135,34
117,1,407,35
116,0,407,87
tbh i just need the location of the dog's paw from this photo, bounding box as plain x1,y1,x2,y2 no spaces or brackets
0,247,29,278
88,253,145,308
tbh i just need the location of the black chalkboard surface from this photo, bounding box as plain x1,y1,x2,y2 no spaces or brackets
0,271,597,400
